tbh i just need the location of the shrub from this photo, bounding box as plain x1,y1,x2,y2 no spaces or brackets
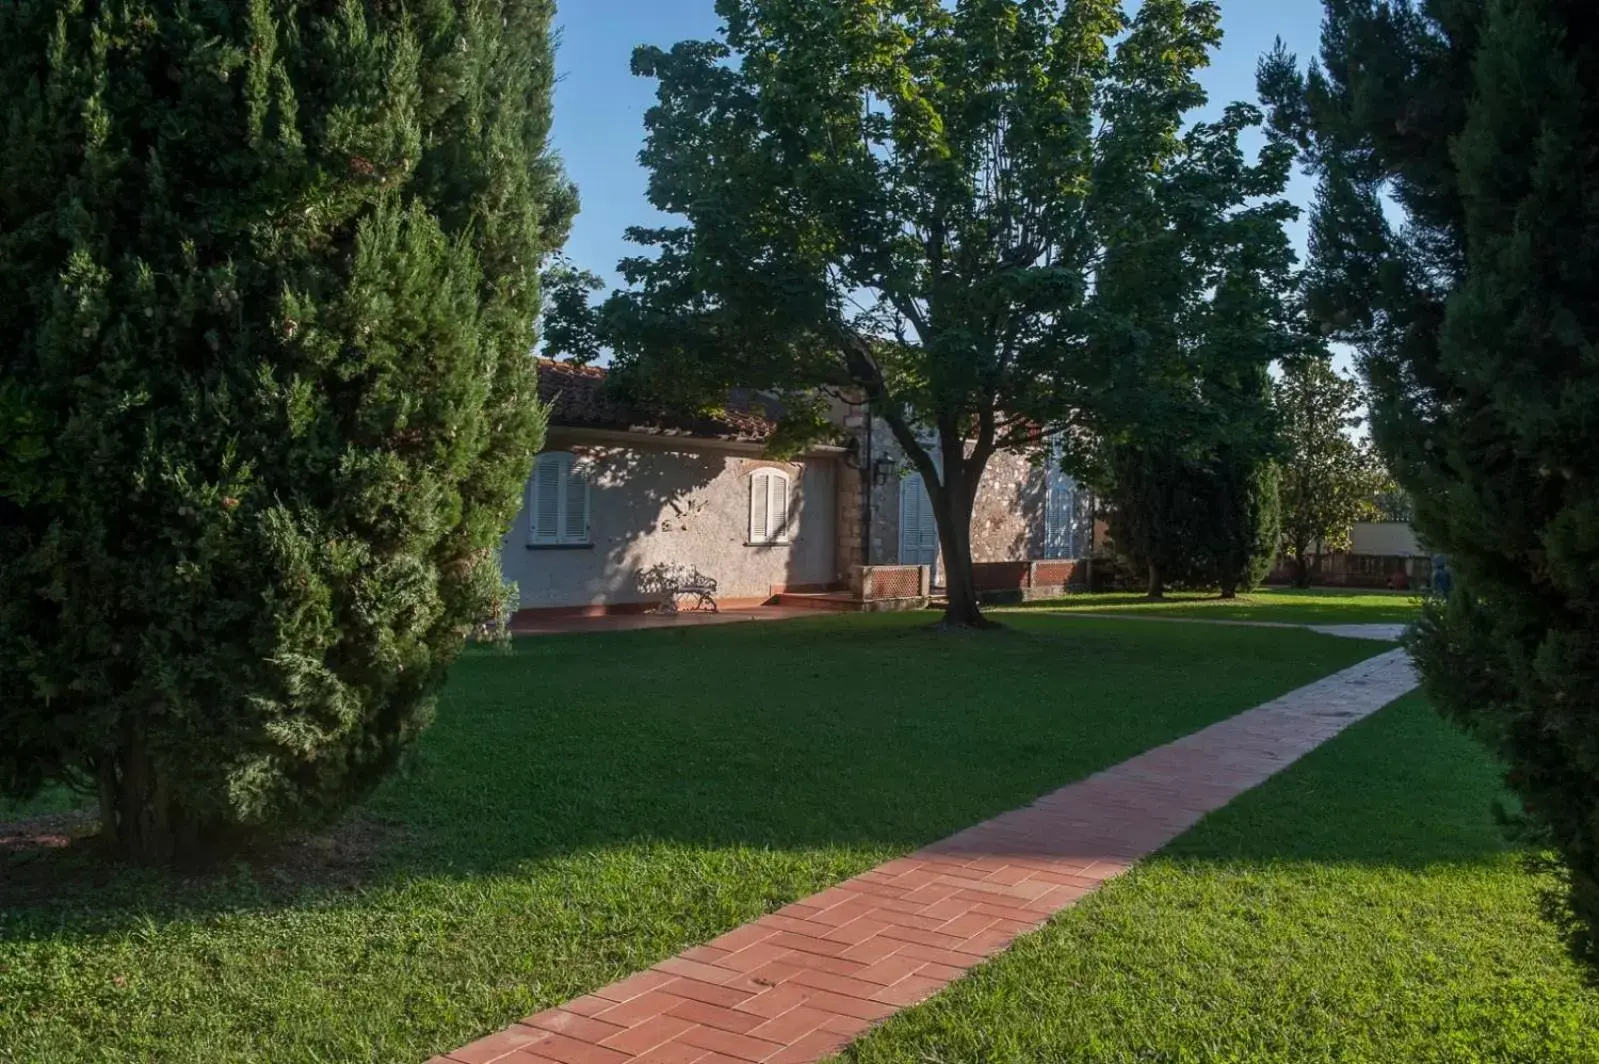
0,0,574,860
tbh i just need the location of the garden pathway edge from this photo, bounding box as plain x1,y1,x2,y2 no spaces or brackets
432,648,1418,1064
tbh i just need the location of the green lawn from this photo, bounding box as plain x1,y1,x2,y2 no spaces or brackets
845,693,1599,1064
0,614,1382,1064
1017,586,1423,626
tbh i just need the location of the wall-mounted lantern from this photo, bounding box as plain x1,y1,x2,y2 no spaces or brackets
872,456,897,486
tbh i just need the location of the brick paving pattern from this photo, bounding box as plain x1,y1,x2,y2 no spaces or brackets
433,649,1416,1064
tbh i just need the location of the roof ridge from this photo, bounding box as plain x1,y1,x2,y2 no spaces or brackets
534,358,778,442
536,357,607,378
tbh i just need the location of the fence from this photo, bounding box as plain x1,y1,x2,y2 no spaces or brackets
1268,552,1433,590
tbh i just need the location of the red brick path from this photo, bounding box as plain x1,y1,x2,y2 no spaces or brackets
432,649,1415,1064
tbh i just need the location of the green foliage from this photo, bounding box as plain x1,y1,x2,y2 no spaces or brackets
1369,476,1414,523
1070,86,1297,600
1263,0,1599,960
1205,449,1282,596
1274,355,1383,583
1104,447,1281,598
1103,446,1209,594
555,0,1290,625
0,0,573,860
539,259,606,366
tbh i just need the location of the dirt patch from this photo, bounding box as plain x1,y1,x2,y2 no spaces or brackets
0,812,415,910
251,816,415,895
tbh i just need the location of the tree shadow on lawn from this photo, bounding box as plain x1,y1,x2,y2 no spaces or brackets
0,616,1483,931
1015,588,1423,625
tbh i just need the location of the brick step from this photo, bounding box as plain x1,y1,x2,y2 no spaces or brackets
773,592,870,612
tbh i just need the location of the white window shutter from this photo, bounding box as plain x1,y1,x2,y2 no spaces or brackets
563,459,588,543
770,473,789,543
531,454,562,544
919,491,938,552
750,472,770,543
530,452,587,545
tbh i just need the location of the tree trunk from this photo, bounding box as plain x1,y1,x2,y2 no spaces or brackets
930,477,996,629
1147,562,1165,600
868,401,999,631
1290,539,1313,589
1219,579,1239,600
97,720,198,864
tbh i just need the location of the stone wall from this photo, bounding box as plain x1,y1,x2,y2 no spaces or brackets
969,448,1046,562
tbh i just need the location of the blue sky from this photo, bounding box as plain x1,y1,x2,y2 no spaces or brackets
550,0,1331,288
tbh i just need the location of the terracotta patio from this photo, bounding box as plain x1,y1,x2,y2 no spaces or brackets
509,606,825,637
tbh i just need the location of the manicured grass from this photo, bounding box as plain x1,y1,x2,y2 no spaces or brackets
0,614,1382,1064
1018,585,1422,626
845,694,1599,1064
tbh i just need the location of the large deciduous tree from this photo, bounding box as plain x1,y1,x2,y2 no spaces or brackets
1262,0,1599,960
579,0,1272,627
0,0,574,861
1274,355,1381,587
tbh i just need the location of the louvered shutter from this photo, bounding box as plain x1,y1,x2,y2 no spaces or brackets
530,452,588,545
917,493,939,553
898,475,918,562
900,472,938,564
563,459,588,543
750,472,771,543
1043,438,1078,559
531,454,563,544
769,473,789,542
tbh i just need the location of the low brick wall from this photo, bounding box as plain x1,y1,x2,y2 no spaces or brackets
969,558,1084,604
1030,560,1080,590
971,561,1030,592
851,564,931,602
969,559,1081,592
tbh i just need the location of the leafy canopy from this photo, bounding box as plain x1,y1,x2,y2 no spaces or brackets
1275,355,1383,562
563,0,1298,623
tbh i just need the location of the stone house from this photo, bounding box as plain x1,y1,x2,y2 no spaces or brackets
501,361,1092,618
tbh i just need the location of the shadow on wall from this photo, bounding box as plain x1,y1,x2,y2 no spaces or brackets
503,441,838,610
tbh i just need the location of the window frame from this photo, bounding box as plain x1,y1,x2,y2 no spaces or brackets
527,450,591,547
748,468,792,546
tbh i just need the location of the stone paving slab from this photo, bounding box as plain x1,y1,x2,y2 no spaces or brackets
432,649,1417,1064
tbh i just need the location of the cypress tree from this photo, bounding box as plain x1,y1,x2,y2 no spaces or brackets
1205,447,1282,599
1104,444,1210,599
0,0,574,860
1263,0,1599,958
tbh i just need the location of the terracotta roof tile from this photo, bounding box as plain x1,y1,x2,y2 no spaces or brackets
536,360,779,442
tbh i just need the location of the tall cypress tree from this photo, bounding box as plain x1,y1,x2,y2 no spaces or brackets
1263,0,1599,959
0,0,574,860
